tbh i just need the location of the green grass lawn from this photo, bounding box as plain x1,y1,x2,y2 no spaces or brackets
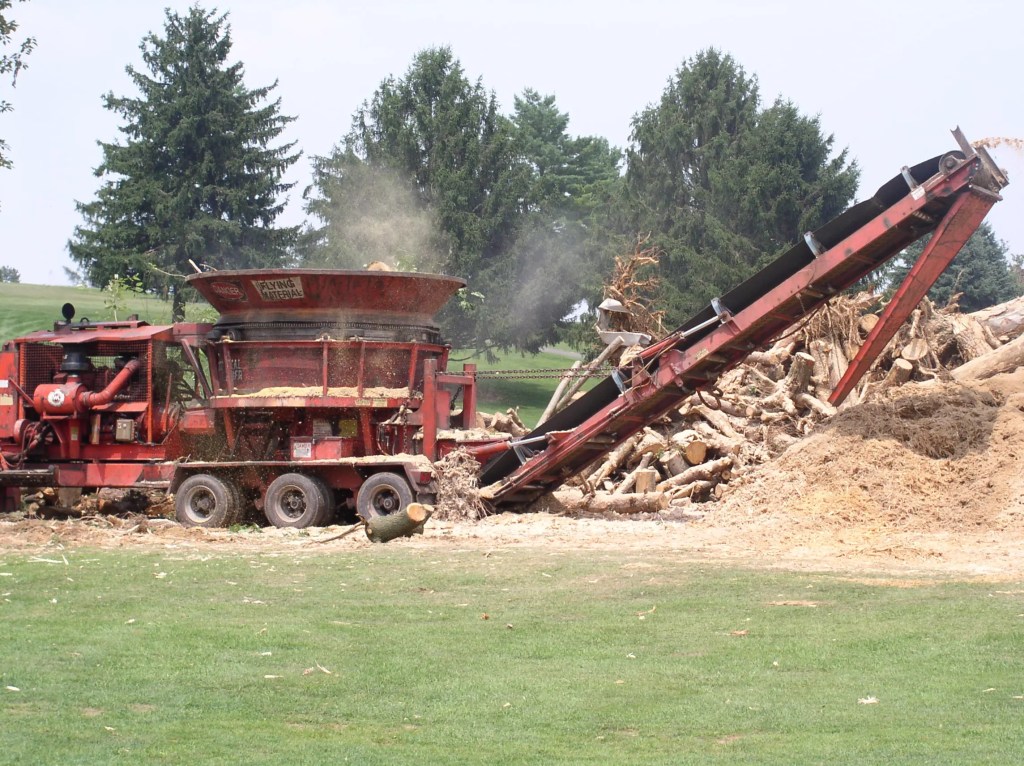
1,545,1021,764
0,282,210,341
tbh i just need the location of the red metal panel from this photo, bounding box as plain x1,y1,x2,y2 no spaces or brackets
421,357,439,461
0,347,19,439
180,409,217,434
16,325,175,344
187,270,465,325
54,461,174,488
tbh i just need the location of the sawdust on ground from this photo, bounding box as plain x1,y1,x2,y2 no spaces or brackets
2,371,1024,579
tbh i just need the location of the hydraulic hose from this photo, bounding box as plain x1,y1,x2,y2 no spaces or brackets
78,358,140,409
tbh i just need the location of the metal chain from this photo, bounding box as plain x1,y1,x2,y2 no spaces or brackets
472,367,615,379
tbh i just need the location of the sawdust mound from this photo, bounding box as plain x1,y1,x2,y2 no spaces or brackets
715,371,1024,536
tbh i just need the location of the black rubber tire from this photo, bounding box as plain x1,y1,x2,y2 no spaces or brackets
264,473,329,529
356,472,414,520
175,474,243,528
315,482,336,527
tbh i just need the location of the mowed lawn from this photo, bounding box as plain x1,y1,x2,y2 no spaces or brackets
1,544,1022,765
0,282,212,341
451,347,585,428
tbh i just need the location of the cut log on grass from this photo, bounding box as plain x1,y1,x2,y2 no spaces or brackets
532,488,668,515
365,502,433,543
952,332,1024,382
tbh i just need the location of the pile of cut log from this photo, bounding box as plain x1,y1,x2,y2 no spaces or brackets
549,292,1024,514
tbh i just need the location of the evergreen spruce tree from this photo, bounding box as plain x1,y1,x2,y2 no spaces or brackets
68,6,300,319
303,48,621,350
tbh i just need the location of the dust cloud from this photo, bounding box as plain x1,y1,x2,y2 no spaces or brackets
308,165,446,273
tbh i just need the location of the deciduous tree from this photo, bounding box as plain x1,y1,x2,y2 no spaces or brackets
624,49,859,324
303,48,621,350
0,0,35,172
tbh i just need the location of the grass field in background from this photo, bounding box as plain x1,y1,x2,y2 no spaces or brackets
451,347,583,428
0,546,1021,764
0,282,210,340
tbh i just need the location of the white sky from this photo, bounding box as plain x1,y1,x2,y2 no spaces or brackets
0,0,1020,286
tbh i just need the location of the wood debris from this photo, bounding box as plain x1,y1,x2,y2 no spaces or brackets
560,290,1017,513
432,449,488,521
603,236,667,344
